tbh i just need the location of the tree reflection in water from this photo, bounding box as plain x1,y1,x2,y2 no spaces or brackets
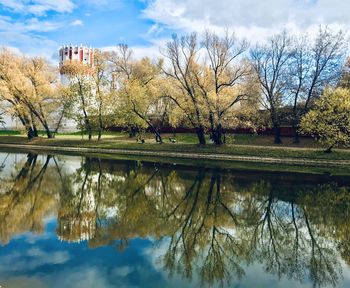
0,153,349,287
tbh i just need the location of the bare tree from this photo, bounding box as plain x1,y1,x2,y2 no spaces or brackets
250,31,292,144
339,57,350,89
109,44,133,81
288,28,346,143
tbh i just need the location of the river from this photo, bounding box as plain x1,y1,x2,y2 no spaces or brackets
0,151,350,288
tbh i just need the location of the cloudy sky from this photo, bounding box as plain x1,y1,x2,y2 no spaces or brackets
0,0,349,61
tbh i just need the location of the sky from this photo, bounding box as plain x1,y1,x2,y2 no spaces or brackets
0,0,350,62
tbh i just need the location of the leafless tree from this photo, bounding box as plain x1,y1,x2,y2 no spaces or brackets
250,31,292,144
288,28,346,143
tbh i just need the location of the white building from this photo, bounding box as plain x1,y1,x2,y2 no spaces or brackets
59,44,94,87
59,44,94,68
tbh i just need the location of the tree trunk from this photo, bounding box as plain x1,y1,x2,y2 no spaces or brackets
209,113,215,143
21,116,37,139
81,102,92,140
271,111,282,144
27,127,36,139
46,131,54,139
324,145,333,153
292,120,300,144
132,108,163,144
155,133,162,143
152,125,162,143
213,123,223,145
42,123,53,139
196,126,206,145
272,122,282,144
129,126,137,138
98,110,103,141
84,117,92,140
32,123,39,138
150,125,163,144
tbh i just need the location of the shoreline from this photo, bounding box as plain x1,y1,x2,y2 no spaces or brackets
0,142,349,167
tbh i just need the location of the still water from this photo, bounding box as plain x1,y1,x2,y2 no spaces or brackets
1,151,350,288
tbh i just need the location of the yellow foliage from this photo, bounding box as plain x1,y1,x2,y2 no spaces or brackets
300,88,350,150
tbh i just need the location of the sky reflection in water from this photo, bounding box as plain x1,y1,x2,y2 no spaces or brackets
1,152,350,288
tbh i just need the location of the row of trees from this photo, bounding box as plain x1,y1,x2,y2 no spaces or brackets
0,27,348,147
251,29,346,144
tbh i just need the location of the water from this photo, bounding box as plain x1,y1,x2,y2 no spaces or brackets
0,151,350,288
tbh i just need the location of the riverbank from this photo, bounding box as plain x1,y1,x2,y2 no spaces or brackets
0,136,350,175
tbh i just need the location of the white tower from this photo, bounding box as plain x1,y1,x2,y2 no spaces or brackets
59,44,94,85
59,44,94,69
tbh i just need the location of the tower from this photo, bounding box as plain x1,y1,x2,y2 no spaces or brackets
59,44,94,69
59,44,94,85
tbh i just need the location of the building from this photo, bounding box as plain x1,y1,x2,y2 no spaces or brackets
59,44,94,70
59,44,94,85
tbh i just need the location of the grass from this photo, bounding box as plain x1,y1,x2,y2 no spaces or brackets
2,144,350,176
1,131,350,175
0,132,349,161
0,129,21,136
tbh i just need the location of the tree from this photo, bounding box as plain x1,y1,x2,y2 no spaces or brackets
91,49,115,140
250,31,292,144
163,31,250,145
0,48,68,139
339,57,350,89
111,44,165,143
0,49,38,138
124,57,164,143
21,57,68,138
0,111,5,128
199,31,249,145
299,88,350,153
288,28,345,143
61,61,95,140
109,44,138,137
162,33,208,145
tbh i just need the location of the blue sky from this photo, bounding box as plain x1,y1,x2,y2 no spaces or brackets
0,0,349,62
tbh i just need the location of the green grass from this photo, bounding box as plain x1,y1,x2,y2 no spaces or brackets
56,131,127,138
2,145,350,176
0,130,21,136
0,133,349,161
1,132,350,175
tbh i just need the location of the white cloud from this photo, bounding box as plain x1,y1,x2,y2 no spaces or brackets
142,0,350,42
0,16,62,33
0,0,22,10
101,38,167,60
0,0,75,15
0,248,70,272
0,31,59,59
71,19,84,26
81,0,124,10
0,15,62,60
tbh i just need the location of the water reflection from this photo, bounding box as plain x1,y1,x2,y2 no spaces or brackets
0,152,350,287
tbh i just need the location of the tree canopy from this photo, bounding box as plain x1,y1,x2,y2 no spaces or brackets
300,87,350,152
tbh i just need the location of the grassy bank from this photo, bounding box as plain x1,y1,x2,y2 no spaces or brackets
1,133,350,175
0,133,349,161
